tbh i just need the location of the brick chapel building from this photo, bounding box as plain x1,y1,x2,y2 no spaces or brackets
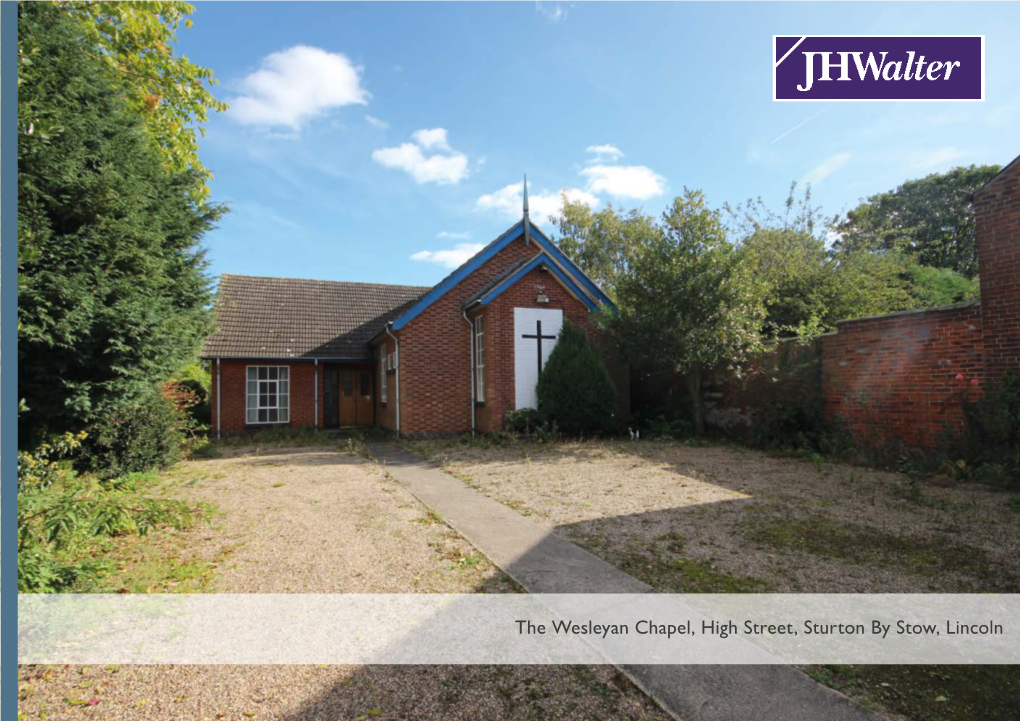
202,191,619,437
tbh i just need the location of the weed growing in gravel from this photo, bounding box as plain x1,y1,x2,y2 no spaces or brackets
804,665,1020,721
742,515,1019,590
579,534,765,593
417,509,444,525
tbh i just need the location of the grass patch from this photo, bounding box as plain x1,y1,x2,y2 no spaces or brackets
804,665,1020,721
578,532,765,593
417,508,444,525
73,525,237,593
188,438,221,459
743,515,1019,591
504,498,535,517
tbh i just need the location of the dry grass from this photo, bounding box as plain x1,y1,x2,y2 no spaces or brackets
18,442,670,721
411,438,1020,594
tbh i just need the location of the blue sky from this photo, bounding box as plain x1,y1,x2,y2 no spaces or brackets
178,2,1020,286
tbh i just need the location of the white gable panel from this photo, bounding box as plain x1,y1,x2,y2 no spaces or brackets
514,307,563,410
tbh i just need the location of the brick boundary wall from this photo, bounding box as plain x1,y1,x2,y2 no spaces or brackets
663,299,986,453
820,302,984,449
974,158,1020,380
639,155,1018,453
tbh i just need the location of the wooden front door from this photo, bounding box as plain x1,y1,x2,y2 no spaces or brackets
339,369,374,426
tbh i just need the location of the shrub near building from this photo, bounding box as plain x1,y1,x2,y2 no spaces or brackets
537,321,616,435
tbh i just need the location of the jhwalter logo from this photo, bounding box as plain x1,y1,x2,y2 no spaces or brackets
774,35,984,101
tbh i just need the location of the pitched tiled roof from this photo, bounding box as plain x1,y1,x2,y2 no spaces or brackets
202,275,430,360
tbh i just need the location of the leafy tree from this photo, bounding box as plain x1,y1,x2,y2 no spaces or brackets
612,189,767,435
809,249,913,328
730,185,950,336
834,164,1001,278
18,2,224,446
537,321,616,434
553,198,660,299
728,185,832,334
903,263,980,308
56,0,227,198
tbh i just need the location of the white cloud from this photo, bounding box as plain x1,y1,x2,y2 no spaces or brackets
580,164,666,200
909,146,968,172
801,152,852,185
411,128,451,151
586,144,624,162
536,2,567,21
230,46,368,129
438,231,472,240
476,184,599,226
365,115,389,128
372,128,469,185
411,243,485,269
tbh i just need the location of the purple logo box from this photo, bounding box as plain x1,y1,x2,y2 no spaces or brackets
774,35,984,101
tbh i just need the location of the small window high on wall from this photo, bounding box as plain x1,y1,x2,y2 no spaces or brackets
246,366,289,424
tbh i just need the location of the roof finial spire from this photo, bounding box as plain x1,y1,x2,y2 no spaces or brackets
523,173,531,245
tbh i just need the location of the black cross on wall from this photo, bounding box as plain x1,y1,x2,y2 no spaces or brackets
522,320,557,377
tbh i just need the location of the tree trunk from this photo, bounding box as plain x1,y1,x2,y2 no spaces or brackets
686,365,705,436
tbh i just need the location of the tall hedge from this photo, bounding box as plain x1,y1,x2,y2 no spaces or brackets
537,321,616,434
17,3,224,446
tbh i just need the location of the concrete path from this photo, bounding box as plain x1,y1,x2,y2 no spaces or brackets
367,441,884,721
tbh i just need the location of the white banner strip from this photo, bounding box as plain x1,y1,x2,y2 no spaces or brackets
19,593,1018,665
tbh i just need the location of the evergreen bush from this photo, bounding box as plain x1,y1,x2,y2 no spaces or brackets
80,392,187,479
537,321,616,435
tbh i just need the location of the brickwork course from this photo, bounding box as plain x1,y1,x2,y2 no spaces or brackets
205,219,617,436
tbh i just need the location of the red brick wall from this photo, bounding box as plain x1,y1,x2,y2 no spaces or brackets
212,359,323,434
209,239,619,437
974,160,1020,380
395,239,539,436
471,266,600,432
656,303,986,451
638,158,1020,453
695,337,824,433
821,303,985,448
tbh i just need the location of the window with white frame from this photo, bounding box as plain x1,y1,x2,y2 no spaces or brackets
246,366,289,424
474,316,485,402
380,350,387,404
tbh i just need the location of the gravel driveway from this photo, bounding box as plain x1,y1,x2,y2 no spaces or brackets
18,443,669,721
412,438,1020,594
171,445,515,593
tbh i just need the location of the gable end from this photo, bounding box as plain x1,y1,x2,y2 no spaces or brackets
391,220,613,331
